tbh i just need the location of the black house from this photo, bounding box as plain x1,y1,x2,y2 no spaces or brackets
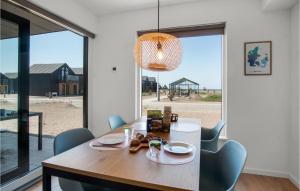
5,73,18,94
72,68,84,95
142,76,157,93
0,73,9,94
30,63,79,96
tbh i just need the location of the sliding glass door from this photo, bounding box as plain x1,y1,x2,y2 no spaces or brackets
1,3,89,186
0,10,30,184
1,0,89,186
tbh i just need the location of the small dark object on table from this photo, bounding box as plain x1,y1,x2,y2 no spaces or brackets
171,113,178,122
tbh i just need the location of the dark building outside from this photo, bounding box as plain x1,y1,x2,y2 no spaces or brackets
5,73,18,94
30,63,80,96
72,68,84,95
0,63,84,97
142,76,157,93
0,73,9,94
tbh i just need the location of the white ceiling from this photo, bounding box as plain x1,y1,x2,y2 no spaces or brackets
262,0,298,11
74,0,201,16
74,0,298,16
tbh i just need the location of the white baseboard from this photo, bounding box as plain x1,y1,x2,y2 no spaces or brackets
244,168,300,189
244,167,289,178
289,174,300,189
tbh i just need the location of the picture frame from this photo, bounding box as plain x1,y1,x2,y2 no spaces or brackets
244,41,272,75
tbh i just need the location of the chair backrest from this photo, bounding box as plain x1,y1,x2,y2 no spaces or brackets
217,140,247,191
202,120,225,140
108,115,126,130
54,128,94,155
54,128,95,191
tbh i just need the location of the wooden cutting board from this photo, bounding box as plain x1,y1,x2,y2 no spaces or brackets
129,143,148,153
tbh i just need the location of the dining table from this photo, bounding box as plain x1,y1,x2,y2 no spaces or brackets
42,118,201,191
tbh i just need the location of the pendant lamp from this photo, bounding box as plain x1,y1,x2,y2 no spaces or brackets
134,0,182,71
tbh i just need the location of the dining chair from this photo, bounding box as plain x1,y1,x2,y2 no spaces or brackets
108,115,126,130
54,128,114,191
201,120,225,152
200,140,247,191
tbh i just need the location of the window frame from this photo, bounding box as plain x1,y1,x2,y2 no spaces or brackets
135,23,227,137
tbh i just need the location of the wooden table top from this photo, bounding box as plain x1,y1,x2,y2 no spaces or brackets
43,118,201,191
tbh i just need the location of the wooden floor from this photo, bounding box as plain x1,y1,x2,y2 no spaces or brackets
236,174,299,191
27,173,299,191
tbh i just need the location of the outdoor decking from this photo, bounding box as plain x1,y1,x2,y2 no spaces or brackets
1,131,54,173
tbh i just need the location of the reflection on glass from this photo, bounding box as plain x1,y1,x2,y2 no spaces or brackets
0,18,19,175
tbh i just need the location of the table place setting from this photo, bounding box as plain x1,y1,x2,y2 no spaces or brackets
129,132,197,165
89,129,197,165
146,141,196,165
90,106,198,164
89,133,130,150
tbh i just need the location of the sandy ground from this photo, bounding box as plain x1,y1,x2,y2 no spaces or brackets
1,95,83,136
142,95,221,128
1,94,221,137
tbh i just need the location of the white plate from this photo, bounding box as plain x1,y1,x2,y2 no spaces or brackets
97,133,125,145
164,142,194,154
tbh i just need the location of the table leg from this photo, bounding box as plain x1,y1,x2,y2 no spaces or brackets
38,113,43,150
43,167,51,191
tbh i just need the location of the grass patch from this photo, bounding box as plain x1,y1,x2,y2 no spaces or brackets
173,94,222,102
142,92,151,96
201,94,222,102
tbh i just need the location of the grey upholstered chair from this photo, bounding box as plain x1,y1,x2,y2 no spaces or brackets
54,128,113,191
108,115,126,130
200,140,247,191
201,120,225,151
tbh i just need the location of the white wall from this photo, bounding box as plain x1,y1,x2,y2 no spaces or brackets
28,0,98,33
91,0,293,178
290,2,300,186
262,0,298,11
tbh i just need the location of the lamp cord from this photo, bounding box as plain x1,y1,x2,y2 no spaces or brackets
158,0,160,32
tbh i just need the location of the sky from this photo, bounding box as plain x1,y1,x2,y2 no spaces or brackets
1,31,222,89
0,31,83,73
142,35,222,89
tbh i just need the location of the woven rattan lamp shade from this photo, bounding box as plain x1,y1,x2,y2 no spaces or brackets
134,32,182,71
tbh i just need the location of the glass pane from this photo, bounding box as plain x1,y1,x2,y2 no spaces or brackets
141,35,222,129
29,31,84,171
0,19,19,175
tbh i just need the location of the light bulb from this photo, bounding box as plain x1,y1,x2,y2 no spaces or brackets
157,49,164,60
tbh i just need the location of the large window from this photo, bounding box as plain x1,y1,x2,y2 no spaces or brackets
0,1,88,186
140,32,223,130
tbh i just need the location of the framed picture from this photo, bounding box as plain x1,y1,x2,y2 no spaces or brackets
244,41,272,75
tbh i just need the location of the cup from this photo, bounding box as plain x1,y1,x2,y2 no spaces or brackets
148,139,161,158
124,127,134,139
